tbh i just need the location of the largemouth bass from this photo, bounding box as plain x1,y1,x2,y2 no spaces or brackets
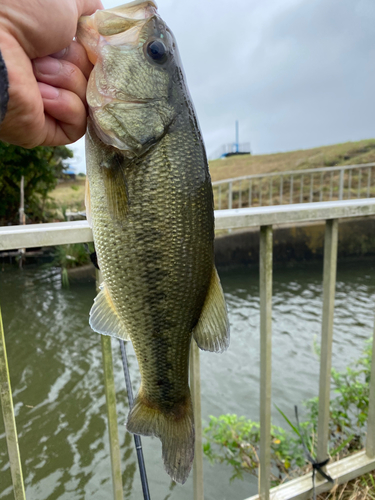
77,0,230,484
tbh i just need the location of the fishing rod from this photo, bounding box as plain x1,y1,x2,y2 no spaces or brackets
119,339,151,500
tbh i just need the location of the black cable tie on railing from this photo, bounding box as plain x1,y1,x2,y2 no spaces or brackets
294,406,333,500
119,339,151,500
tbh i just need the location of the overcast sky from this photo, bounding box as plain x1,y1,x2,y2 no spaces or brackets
70,0,375,171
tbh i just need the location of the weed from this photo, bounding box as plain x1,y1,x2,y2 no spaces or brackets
203,340,373,486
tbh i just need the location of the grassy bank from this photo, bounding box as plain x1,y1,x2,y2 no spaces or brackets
48,177,86,219
209,138,375,182
49,139,375,216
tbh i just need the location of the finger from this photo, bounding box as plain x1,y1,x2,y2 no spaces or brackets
38,83,87,145
33,56,88,106
50,41,93,80
78,0,104,16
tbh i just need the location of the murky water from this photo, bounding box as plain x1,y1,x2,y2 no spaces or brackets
0,260,374,500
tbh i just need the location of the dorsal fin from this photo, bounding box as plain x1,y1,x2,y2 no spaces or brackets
193,268,230,353
90,283,130,341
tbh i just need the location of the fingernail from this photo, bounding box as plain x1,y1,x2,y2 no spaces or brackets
34,57,61,75
51,48,68,59
39,83,60,100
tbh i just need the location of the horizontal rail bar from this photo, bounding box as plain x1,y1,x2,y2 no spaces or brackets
0,220,93,251
1,200,375,251
245,451,375,500
212,163,375,186
215,199,375,230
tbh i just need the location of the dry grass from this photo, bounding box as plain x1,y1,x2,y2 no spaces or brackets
48,139,375,215
49,178,86,217
209,139,375,182
317,471,375,499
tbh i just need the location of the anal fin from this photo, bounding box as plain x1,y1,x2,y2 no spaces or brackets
193,267,230,353
90,283,130,341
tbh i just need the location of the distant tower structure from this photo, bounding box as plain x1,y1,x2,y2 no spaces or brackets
235,120,239,153
210,120,251,159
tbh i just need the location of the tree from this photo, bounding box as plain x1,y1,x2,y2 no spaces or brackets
0,142,73,224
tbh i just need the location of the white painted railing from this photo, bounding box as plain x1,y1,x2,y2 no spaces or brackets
1,199,375,500
212,162,375,210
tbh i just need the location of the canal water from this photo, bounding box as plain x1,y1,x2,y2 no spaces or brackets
0,260,374,500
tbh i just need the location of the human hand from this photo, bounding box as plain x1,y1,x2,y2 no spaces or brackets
0,0,103,148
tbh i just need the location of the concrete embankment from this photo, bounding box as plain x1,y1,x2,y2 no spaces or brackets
214,216,375,269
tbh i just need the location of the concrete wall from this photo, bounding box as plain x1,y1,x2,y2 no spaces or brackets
214,216,375,269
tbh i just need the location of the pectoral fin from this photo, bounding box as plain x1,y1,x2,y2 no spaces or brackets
193,268,230,353
101,160,129,222
90,283,130,341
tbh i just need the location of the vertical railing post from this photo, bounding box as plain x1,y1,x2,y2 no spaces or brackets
259,225,273,500
366,316,375,458
358,169,362,198
279,176,283,204
218,185,222,210
309,174,313,203
329,172,333,201
259,179,263,207
367,167,371,199
190,341,204,500
96,272,124,500
0,306,26,500
249,180,252,207
299,175,304,203
348,170,352,199
320,172,324,202
317,219,339,464
228,182,233,210
338,169,344,200
269,178,273,206
290,176,293,204
239,181,242,208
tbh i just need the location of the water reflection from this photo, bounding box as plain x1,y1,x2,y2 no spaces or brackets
0,260,374,500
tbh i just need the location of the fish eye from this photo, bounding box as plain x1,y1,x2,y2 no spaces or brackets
146,39,168,64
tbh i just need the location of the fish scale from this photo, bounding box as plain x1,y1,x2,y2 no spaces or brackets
78,0,230,484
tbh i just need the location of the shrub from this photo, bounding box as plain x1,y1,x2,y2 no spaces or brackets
203,340,373,485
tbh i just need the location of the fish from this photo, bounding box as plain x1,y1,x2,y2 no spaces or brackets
77,0,230,484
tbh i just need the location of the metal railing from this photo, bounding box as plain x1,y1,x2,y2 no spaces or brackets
212,162,375,210
1,199,375,500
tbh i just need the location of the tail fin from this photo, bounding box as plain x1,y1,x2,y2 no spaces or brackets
126,392,195,484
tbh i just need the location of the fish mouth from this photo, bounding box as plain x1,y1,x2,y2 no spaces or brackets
77,1,158,64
